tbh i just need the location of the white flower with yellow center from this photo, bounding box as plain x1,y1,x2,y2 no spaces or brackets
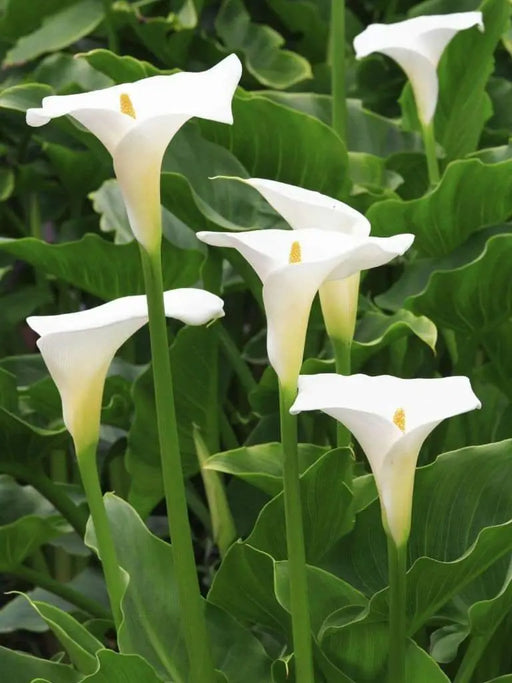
197,229,413,389
27,290,224,453
290,373,481,545
26,55,242,253
237,177,371,344
353,12,484,125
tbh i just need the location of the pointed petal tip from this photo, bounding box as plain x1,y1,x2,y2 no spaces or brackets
26,108,50,127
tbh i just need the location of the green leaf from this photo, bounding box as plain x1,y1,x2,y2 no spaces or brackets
0,645,80,683
0,234,203,300
79,49,160,82
367,158,512,256
81,650,164,682
85,494,272,681
352,309,437,370
0,83,53,112
21,598,102,674
409,233,512,333
204,442,328,496
0,515,68,571
215,0,312,89
199,91,349,198
0,367,17,412
3,0,105,67
127,326,219,514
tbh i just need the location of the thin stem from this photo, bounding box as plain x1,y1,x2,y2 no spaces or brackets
11,564,111,619
76,443,124,630
330,0,347,140
217,324,256,394
279,383,314,683
139,244,216,683
333,337,352,448
100,0,119,53
421,121,440,187
387,537,407,683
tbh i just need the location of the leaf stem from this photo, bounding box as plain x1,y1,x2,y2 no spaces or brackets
217,323,256,393
10,564,111,619
330,0,347,140
421,121,440,187
76,443,124,630
387,537,407,683
333,337,352,448
139,244,216,683
279,382,314,683
100,0,119,53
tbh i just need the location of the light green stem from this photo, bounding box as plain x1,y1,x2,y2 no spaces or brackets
76,443,124,630
330,0,346,140
100,0,119,52
217,324,256,394
421,121,440,187
11,564,110,619
279,383,314,683
139,244,216,683
333,337,352,448
387,537,407,683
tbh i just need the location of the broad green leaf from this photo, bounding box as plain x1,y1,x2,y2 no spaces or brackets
204,442,328,496
44,142,109,200
79,48,160,82
21,598,102,674
0,645,80,683
0,234,203,300
0,83,53,112
199,91,349,198
3,0,105,67
215,0,311,89
85,494,271,681
0,515,68,571
127,326,219,514
0,367,17,412
352,309,437,370
81,650,164,682
409,233,512,333
0,475,55,523
263,0,329,62
367,158,512,256
328,441,512,636
0,0,78,39
33,52,112,92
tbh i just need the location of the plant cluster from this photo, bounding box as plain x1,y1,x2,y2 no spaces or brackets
0,1,512,682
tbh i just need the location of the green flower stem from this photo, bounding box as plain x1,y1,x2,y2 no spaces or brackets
421,121,440,187
387,536,408,683
100,0,119,53
330,0,347,140
76,444,124,630
279,383,314,683
11,564,111,619
333,337,352,448
139,244,216,683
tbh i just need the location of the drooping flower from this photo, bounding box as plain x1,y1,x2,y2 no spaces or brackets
27,290,224,452
237,177,371,344
197,229,413,388
353,12,484,125
26,55,242,253
290,373,481,545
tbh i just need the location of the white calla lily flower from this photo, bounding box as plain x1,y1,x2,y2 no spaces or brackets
353,12,483,124
239,177,371,344
27,289,224,452
26,55,242,252
197,228,413,388
290,373,481,545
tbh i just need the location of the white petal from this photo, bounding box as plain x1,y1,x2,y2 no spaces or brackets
325,233,414,281
242,178,371,235
27,289,224,449
353,12,484,124
319,273,360,343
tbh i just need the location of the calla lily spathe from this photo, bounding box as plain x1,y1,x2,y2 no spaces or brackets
197,228,413,388
353,12,484,124
26,55,242,252
239,178,371,344
27,289,224,452
290,373,481,545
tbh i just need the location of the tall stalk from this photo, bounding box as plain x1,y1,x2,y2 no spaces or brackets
422,121,440,187
387,537,407,683
332,337,351,447
330,0,347,140
139,244,216,683
279,383,314,683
